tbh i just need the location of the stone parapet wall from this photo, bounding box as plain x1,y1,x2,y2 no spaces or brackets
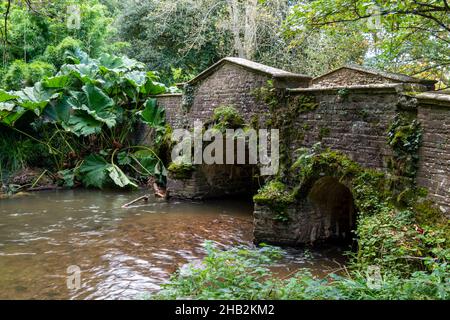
285,85,416,171
156,94,183,128
313,68,391,87
188,63,270,126
417,92,450,215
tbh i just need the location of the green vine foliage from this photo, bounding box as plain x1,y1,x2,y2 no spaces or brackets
251,80,279,112
254,143,449,276
181,83,195,112
208,105,246,132
387,114,422,178
386,114,423,205
252,81,319,179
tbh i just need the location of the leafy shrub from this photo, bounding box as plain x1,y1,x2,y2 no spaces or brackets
42,37,82,69
154,242,450,300
1,49,169,190
26,61,56,85
2,60,27,90
154,241,283,300
209,105,245,132
3,60,55,90
253,180,294,221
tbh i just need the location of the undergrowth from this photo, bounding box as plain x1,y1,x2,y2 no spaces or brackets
154,241,449,300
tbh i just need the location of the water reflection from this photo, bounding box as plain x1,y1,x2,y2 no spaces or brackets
0,190,345,299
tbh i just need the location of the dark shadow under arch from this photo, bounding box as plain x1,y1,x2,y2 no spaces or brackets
307,176,356,243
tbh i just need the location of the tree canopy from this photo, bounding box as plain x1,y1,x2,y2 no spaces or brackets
287,0,450,86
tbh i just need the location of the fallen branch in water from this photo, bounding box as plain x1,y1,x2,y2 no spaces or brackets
121,195,149,208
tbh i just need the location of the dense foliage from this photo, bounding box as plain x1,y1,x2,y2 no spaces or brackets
0,0,118,62
155,241,449,300
0,48,170,190
287,0,450,86
115,0,368,83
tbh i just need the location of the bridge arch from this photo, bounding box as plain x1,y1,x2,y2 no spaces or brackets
307,176,356,243
253,149,375,246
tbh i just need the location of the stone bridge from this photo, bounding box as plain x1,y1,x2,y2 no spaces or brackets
155,57,450,245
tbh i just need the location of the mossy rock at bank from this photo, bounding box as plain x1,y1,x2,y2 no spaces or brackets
253,180,295,221
167,162,196,180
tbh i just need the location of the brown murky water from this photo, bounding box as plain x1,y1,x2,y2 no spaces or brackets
0,190,346,300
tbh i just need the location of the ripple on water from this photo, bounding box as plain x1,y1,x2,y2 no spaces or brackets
0,190,347,299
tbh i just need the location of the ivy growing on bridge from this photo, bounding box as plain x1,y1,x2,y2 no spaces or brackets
387,113,423,205
254,143,449,276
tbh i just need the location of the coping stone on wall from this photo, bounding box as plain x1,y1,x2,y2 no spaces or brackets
288,83,429,95
416,91,450,107
186,57,312,89
312,65,437,90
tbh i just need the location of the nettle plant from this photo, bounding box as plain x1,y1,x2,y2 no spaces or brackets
0,49,173,189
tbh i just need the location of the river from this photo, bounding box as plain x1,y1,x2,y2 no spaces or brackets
0,190,346,299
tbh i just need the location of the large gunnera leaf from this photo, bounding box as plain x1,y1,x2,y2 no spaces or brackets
0,90,23,125
0,89,19,102
0,84,57,125
42,74,76,89
0,103,25,125
43,96,72,124
15,82,59,115
142,77,167,95
64,113,103,136
60,63,100,85
98,53,145,73
140,98,166,143
78,154,109,189
65,84,116,136
107,165,137,189
79,154,136,189
140,98,165,128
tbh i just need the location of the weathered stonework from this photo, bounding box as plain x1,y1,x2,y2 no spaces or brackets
154,57,448,245
285,86,405,170
254,177,356,245
313,68,391,87
416,92,450,214
156,93,183,128
159,57,311,200
312,65,436,90
188,63,271,125
167,163,257,199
